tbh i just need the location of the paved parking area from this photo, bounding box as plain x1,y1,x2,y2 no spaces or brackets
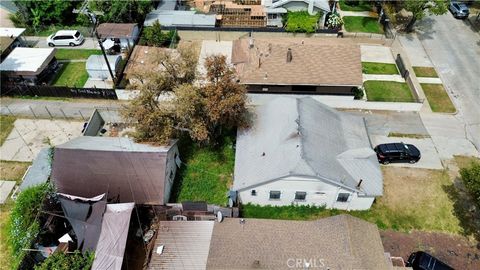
0,119,83,162
370,135,443,170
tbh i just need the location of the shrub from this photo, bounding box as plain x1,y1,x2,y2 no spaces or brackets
34,250,94,270
460,161,480,206
6,184,51,269
140,20,179,47
326,12,343,29
352,87,364,100
285,11,322,33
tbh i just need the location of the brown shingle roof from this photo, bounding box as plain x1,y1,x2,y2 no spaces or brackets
97,23,137,38
206,215,389,270
123,45,176,78
232,38,363,86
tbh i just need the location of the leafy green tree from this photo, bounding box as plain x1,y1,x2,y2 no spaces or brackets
140,20,179,47
403,0,448,32
88,0,153,23
460,160,480,206
34,251,94,270
13,0,77,30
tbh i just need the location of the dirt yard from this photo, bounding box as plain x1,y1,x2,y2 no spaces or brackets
381,230,480,270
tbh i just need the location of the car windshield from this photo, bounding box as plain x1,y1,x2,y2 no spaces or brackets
74,31,80,38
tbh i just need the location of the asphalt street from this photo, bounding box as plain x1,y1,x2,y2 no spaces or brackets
416,14,480,150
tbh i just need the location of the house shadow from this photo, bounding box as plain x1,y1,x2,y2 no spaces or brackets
461,16,480,35
442,178,480,242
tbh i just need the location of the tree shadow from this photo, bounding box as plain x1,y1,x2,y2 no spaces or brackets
442,178,480,242
415,17,437,41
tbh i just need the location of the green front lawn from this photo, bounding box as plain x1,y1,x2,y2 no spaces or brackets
52,62,88,87
339,0,373,12
413,66,439,78
285,11,321,33
55,49,102,60
243,167,463,234
364,81,414,102
362,62,399,75
0,115,16,146
171,138,235,206
421,84,456,113
343,16,383,34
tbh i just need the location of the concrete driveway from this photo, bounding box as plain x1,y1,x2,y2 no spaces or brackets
0,119,83,161
360,45,395,63
421,113,479,160
413,14,480,151
370,135,443,170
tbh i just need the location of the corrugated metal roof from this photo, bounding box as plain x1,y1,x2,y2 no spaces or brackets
233,97,383,196
148,221,214,270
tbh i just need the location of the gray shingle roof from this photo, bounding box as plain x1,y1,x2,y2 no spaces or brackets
233,97,383,196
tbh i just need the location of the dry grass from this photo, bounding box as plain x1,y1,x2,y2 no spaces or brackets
421,84,456,113
388,132,430,139
0,115,16,146
377,167,462,233
413,66,439,78
0,160,31,184
454,155,480,169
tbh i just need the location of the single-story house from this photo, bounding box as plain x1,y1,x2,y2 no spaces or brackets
263,0,331,27
233,97,382,210
147,215,391,269
0,47,57,85
96,23,139,50
86,54,121,80
232,38,363,96
51,109,180,205
0,27,26,60
144,10,216,28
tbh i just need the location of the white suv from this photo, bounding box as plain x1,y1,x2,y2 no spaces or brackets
47,30,84,47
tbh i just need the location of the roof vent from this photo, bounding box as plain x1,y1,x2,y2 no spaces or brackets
249,38,254,49
287,48,292,63
264,72,268,80
357,179,363,189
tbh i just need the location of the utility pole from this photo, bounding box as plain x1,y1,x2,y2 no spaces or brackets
73,3,116,85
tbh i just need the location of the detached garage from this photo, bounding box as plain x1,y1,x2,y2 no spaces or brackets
86,54,121,80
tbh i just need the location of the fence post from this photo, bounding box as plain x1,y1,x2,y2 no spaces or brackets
29,106,37,118
79,110,86,121
5,105,15,116
59,108,68,120
44,106,53,119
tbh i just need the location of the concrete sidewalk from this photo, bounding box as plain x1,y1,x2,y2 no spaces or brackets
417,77,442,84
339,10,378,18
363,74,404,82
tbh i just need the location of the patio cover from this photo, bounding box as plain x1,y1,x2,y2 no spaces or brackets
92,203,134,270
58,193,106,252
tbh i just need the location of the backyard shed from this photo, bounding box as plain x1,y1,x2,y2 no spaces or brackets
86,55,121,80
96,23,139,50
